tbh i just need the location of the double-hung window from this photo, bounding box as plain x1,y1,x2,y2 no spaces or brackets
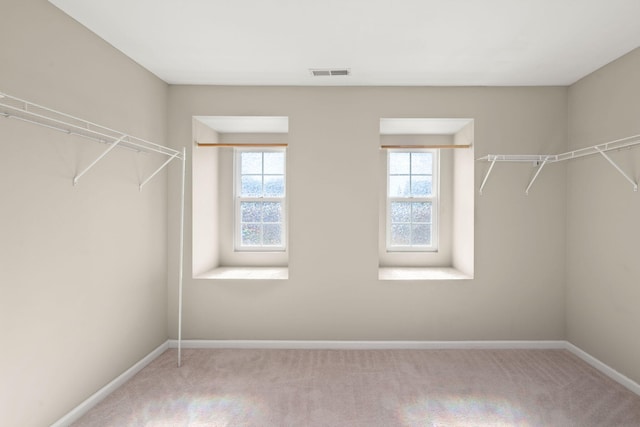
387,150,438,251
235,149,286,251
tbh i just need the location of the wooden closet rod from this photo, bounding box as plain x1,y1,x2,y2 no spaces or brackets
380,144,472,149
196,142,288,148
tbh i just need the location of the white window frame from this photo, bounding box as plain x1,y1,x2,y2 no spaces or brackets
386,149,439,252
234,148,287,252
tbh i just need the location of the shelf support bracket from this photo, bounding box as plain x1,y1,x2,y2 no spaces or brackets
595,147,638,191
139,151,181,191
479,158,496,195
525,158,548,195
73,135,126,186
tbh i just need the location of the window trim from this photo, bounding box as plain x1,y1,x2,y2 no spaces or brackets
386,149,439,252
234,148,287,252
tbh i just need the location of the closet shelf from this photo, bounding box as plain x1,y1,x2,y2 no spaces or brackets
477,134,640,195
2,90,187,367
0,91,183,189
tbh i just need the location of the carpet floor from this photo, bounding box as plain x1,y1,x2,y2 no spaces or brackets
72,348,640,426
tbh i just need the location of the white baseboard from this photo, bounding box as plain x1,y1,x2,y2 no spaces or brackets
52,339,640,426
168,339,566,350
50,340,169,427
564,342,640,396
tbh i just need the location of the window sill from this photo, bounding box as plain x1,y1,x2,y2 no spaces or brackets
378,267,472,281
196,267,288,280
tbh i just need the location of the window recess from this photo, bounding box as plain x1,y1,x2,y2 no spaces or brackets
378,118,475,280
191,116,289,281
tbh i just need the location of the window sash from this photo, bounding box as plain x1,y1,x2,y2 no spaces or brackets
234,149,286,251
386,150,438,252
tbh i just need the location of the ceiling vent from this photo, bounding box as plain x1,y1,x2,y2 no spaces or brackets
310,68,351,77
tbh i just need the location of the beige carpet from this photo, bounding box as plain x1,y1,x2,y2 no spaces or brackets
73,348,640,426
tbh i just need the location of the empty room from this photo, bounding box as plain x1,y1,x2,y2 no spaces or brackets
2,0,640,426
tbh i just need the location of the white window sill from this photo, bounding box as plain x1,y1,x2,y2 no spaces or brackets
196,267,288,280
378,267,472,281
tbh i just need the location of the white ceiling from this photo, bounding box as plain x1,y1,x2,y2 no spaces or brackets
49,0,640,86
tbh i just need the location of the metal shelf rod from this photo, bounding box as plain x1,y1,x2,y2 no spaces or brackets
1,90,183,189
595,147,638,191
73,135,125,185
140,151,181,191
525,158,548,195
2,106,173,157
0,92,182,159
476,134,640,194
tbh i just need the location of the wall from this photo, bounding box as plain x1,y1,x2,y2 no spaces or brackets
0,1,169,425
168,85,567,342
567,47,640,384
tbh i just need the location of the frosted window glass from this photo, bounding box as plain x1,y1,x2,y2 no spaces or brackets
264,175,285,197
241,224,261,245
241,202,262,222
387,150,437,250
412,202,431,223
412,224,431,245
241,175,262,197
411,152,432,174
389,152,410,174
389,175,410,197
411,176,432,197
391,224,411,245
264,152,285,174
390,202,411,223
241,152,262,174
262,202,282,223
236,149,286,249
263,224,282,245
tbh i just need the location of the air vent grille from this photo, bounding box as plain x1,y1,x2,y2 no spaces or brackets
310,69,351,77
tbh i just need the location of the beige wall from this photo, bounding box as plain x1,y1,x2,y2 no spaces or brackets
168,85,567,342
567,47,640,384
0,1,169,426
7,2,638,423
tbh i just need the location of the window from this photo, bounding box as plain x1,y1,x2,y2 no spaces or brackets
235,149,286,250
387,150,438,251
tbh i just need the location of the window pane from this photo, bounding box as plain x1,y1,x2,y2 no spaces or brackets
411,152,432,174
391,224,411,246
241,175,262,197
390,202,411,223
240,201,262,222
241,224,261,245
263,224,282,245
411,175,432,197
264,152,285,174
412,202,432,223
412,224,431,245
264,175,285,197
389,152,410,174
389,175,410,197
262,202,282,223
241,152,262,174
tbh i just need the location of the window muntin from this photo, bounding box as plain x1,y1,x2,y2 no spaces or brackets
387,150,438,251
235,149,286,250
